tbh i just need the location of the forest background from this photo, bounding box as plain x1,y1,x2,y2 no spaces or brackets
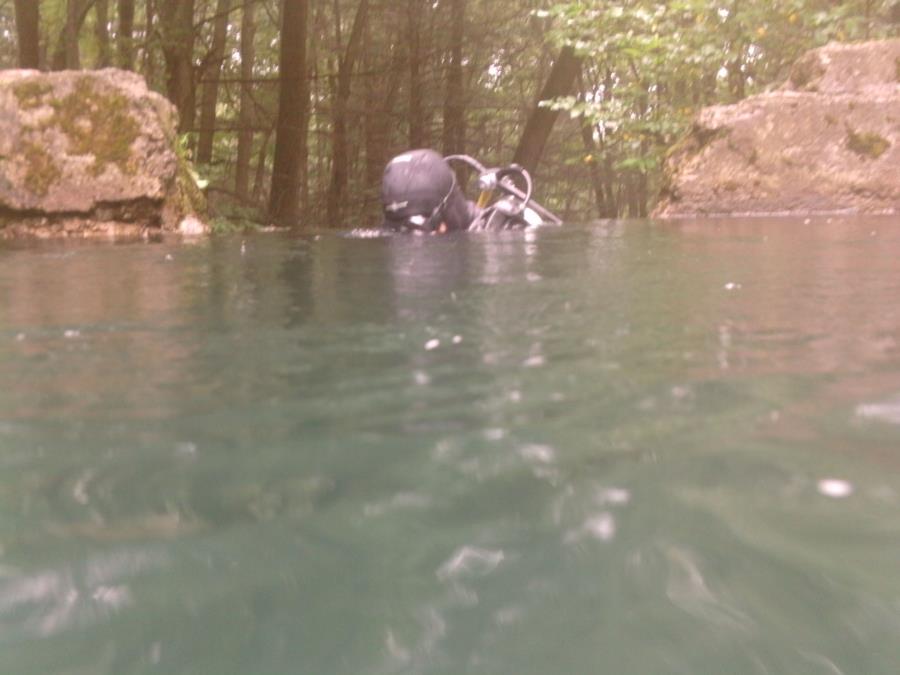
2,0,898,228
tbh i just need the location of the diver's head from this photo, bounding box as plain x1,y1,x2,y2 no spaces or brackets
381,149,471,233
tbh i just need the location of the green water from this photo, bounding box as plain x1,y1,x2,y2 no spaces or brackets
1,218,900,674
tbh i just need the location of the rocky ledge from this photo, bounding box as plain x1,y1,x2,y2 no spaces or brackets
654,39,900,218
0,69,206,237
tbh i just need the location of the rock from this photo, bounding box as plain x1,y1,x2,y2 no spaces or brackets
0,68,207,237
654,39,900,218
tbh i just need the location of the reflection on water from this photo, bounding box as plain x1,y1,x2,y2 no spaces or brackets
1,217,900,673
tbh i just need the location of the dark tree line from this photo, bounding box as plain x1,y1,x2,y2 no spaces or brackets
3,1,898,225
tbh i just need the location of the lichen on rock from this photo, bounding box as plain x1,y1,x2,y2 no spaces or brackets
846,128,891,159
21,140,61,196
0,69,207,237
48,77,141,177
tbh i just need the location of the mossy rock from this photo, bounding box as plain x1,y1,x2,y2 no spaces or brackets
12,80,52,110
47,77,141,177
21,140,61,196
846,128,891,159
1,69,211,234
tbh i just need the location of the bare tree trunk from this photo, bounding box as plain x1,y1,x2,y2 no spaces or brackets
143,0,157,84
579,121,611,219
269,0,309,225
13,0,40,69
406,0,424,147
512,46,581,173
325,0,369,227
51,0,94,70
442,0,465,155
51,0,98,70
235,0,258,199
159,0,196,132
65,0,82,68
306,0,326,216
363,26,402,225
252,126,273,204
95,0,111,67
117,0,135,70
197,0,231,165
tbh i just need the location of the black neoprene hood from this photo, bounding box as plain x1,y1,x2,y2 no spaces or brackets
381,149,472,231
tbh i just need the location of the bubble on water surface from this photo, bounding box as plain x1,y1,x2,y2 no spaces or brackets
413,370,431,386
818,479,854,499
424,338,440,351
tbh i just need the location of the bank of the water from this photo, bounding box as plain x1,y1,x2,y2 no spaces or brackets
1,217,900,674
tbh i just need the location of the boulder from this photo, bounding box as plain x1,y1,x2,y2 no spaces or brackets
0,69,206,237
654,39,900,218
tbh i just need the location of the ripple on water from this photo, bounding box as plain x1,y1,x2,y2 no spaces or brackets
437,546,505,582
563,512,616,544
855,395,900,425
363,492,431,518
0,549,164,640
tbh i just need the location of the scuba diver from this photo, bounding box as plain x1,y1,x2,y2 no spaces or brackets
380,149,562,234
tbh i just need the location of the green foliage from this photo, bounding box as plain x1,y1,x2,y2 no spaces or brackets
209,203,266,233
537,0,899,214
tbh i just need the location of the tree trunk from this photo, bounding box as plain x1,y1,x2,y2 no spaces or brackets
363,24,402,225
51,0,93,70
95,0,111,67
117,0,135,70
579,121,612,219
252,126,273,204
512,46,581,173
235,0,258,198
159,0,196,133
143,0,157,84
65,0,82,69
197,0,231,165
442,0,465,155
325,0,369,227
406,0,424,147
13,0,40,69
269,0,309,225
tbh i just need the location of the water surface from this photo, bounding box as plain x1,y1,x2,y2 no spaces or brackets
1,218,900,674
